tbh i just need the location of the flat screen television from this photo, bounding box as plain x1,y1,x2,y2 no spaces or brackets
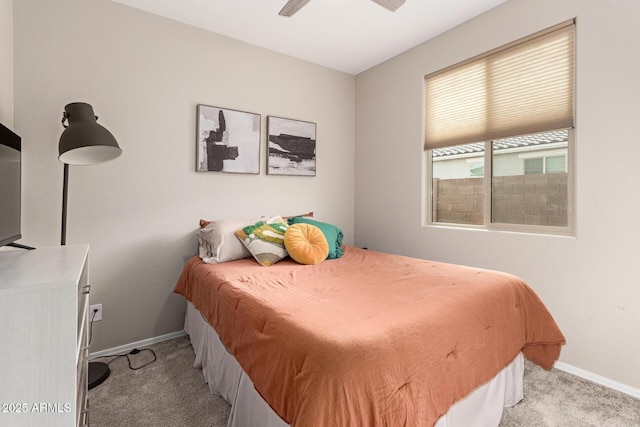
0,122,22,247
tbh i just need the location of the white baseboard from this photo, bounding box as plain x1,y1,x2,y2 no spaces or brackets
90,330,187,359
554,361,640,399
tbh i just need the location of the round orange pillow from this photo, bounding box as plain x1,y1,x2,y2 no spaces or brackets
284,223,329,265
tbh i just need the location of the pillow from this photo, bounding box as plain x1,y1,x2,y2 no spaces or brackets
284,224,329,265
197,218,258,264
235,216,289,266
287,217,344,259
282,211,314,220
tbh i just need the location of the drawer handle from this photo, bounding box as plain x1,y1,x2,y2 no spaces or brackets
81,285,91,295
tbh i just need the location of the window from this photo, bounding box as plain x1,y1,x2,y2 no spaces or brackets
432,143,485,225
545,156,566,174
523,153,567,175
425,20,575,234
469,161,484,177
524,158,543,175
492,130,569,227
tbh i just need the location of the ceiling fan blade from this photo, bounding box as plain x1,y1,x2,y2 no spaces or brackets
371,0,405,12
279,0,312,17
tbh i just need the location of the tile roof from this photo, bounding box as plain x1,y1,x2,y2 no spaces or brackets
432,130,568,158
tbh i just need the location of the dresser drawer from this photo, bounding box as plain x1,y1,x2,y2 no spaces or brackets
77,261,90,336
77,260,90,426
77,392,89,427
76,353,88,425
76,323,89,396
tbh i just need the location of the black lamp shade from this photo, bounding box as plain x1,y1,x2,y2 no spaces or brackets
58,102,121,165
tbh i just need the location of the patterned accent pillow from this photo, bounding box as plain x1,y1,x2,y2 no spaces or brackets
235,216,289,266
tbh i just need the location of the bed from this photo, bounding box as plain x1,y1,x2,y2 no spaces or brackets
174,242,565,427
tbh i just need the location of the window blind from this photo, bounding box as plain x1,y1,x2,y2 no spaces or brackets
424,20,575,150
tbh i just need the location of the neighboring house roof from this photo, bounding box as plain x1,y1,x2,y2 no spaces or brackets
432,130,568,158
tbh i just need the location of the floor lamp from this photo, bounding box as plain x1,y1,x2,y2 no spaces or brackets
59,102,122,390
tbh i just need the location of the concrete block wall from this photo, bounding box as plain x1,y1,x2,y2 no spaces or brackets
432,177,484,225
433,173,568,226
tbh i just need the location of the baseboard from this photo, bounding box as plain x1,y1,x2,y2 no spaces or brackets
90,330,187,359
555,361,640,399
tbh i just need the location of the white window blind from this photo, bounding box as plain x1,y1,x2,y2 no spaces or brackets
424,20,575,150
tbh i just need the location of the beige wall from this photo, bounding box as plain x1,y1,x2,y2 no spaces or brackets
0,0,13,125
13,0,355,351
11,0,640,397
355,0,640,392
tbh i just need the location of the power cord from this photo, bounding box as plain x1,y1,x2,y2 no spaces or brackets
98,348,157,371
88,307,98,345
88,307,157,371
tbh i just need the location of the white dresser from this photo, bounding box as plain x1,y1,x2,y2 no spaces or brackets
0,244,90,427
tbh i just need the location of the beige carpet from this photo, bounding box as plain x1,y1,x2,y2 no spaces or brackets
89,337,230,427
89,336,640,426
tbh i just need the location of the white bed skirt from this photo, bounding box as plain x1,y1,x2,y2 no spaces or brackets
184,301,524,427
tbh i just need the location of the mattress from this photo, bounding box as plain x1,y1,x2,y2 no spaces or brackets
175,246,564,426
185,301,525,427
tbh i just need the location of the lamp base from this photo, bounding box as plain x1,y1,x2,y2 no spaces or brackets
88,361,110,390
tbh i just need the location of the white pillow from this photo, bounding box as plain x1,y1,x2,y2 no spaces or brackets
197,218,258,264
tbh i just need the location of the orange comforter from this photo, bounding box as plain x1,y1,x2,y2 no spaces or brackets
174,246,565,426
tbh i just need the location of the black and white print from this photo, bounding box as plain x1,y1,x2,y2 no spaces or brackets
196,104,260,174
267,116,316,176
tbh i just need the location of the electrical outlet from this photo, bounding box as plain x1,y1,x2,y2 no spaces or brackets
89,304,103,322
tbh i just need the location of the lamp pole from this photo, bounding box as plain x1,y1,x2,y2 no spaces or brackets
58,102,122,390
61,163,69,246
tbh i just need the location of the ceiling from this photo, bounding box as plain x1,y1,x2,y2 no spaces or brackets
112,0,508,75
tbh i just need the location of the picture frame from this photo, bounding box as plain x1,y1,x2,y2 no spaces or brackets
267,116,316,176
196,104,261,174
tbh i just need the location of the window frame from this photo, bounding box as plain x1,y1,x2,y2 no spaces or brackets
423,20,576,237
425,129,575,236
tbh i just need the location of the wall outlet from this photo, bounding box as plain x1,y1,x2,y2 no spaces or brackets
89,304,103,322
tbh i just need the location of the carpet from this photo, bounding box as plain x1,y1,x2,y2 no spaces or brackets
89,337,229,427
89,336,639,426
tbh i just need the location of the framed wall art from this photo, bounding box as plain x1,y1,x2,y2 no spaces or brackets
267,116,316,176
196,104,261,174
